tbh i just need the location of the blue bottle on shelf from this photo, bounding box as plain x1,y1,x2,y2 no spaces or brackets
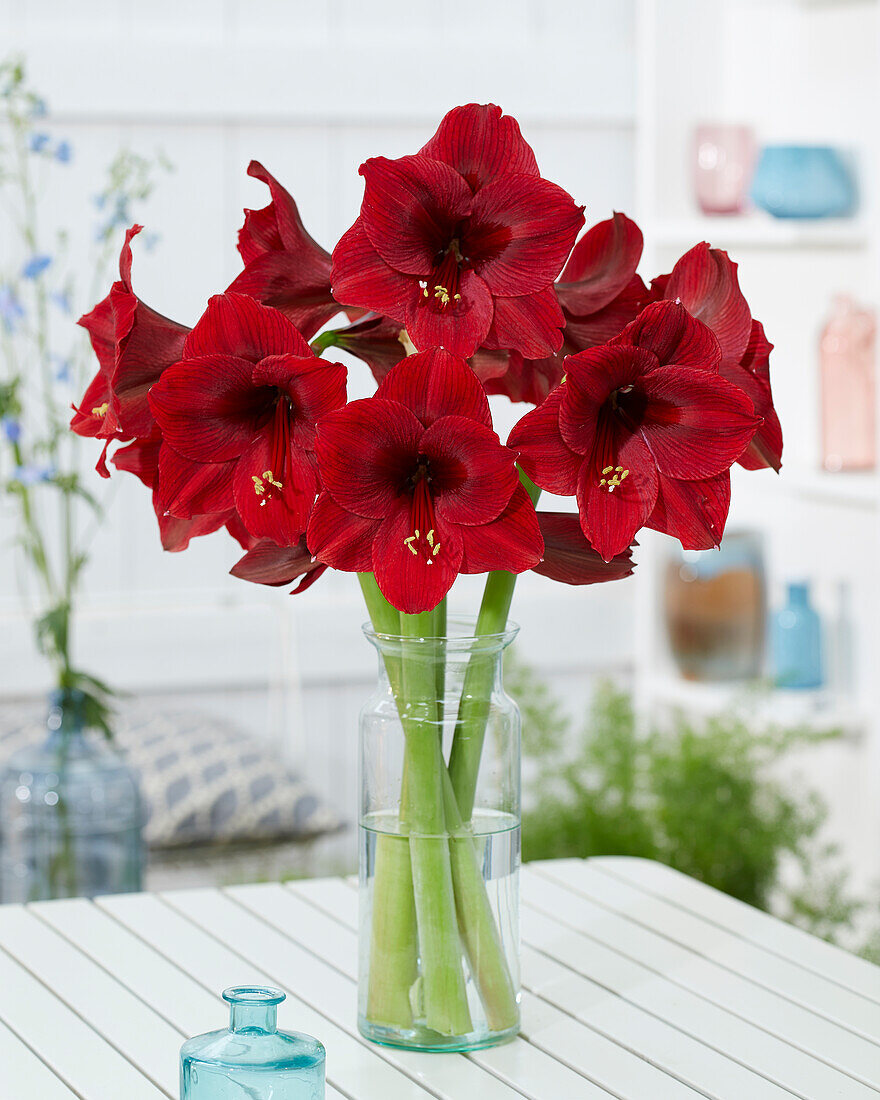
180,987,325,1100
771,582,824,690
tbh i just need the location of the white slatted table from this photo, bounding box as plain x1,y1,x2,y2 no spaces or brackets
0,857,878,1100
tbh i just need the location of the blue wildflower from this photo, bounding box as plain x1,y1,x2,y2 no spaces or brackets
22,254,52,280
28,131,50,153
29,98,47,119
142,231,160,252
13,463,55,487
2,418,22,444
51,355,72,382
0,286,25,332
92,193,107,210
54,140,72,163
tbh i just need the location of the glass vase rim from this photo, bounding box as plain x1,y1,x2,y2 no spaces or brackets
362,614,520,648
222,986,286,1006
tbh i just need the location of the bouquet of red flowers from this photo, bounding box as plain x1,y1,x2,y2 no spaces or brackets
73,103,780,1051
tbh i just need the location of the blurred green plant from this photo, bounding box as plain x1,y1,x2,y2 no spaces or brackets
514,655,878,955
0,57,170,732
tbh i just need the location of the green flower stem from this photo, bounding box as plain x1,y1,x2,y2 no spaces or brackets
440,767,518,1031
358,574,416,1029
447,469,541,820
399,610,472,1036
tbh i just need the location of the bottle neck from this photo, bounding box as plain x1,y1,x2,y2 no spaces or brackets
229,1002,277,1033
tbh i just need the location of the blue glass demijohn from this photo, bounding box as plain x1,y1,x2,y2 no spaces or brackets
771,582,824,690
180,987,325,1100
0,689,145,902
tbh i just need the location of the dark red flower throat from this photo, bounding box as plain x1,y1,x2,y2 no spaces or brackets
404,458,441,564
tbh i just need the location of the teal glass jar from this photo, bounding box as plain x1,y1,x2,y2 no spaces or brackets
180,987,325,1099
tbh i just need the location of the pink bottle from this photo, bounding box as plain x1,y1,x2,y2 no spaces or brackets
820,296,876,472
693,125,756,216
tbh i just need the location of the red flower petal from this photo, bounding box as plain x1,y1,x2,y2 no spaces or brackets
467,175,585,297
330,222,411,321
484,352,564,406
560,344,654,456
564,275,649,349
372,506,463,614
405,267,494,357
458,485,543,574
158,507,230,553
508,386,581,496
112,432,161,488
375,347,491,429
419,103,539,191
156,444,235,519
233,433,316,545
184,293,311,362
77,290,115,376
226,252,340,341
580,430,659,562
662,243,752,367
647,471,731,550
315,398,423,519
70,370,117,440
637,365,761,480
306,492,378,572
724,321,783,472
421,415,518,526
149,355,266,462
614,299,721,371
533,511,635,585
238,160,331,266
557,213,644,316
483,286,565,359
359,154,472,276
231,534,328,593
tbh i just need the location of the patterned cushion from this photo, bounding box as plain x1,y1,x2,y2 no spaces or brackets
0,702,339,851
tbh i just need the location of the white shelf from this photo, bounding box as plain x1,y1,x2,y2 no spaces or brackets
649,214,868,251
741,466,879,509
644,673,867,736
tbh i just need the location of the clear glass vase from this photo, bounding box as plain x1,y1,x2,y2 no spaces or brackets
359,617,521,1052
0,689,145,902
180,986,325,1099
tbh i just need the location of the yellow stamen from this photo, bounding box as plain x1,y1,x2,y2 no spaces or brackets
91,402,109,418
598,465,630,493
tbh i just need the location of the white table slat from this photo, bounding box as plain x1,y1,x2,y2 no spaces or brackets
289,877,745,1100
520,865,880,1083
97,891,433,1100
535,860,880,1042
590,857,880,1006
1,857,876,1100
0,1017,78,1099
234,882,621,1100
0,904,181,1096
521,901,880,1099
167,885,559,1100
0,937,164,1100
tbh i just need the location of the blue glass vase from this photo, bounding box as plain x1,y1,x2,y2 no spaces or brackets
180,987,325,1099
771,582,824,690
0,689,144,902
751,145,856,219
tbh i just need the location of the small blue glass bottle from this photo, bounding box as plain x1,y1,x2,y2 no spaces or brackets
180,987,325,1100
771,582,824,689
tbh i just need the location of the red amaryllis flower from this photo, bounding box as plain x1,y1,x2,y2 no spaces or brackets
331,103,584,359
509,300,761,561
653,242,782,471
533,512,634,585
226,161,346,340
307,346,543,613
149,293,346,545
317,313,408,386
72,225,190,473
483,213,650,405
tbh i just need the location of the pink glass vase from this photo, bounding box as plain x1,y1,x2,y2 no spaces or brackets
820,296,876,472
693,124,756,216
